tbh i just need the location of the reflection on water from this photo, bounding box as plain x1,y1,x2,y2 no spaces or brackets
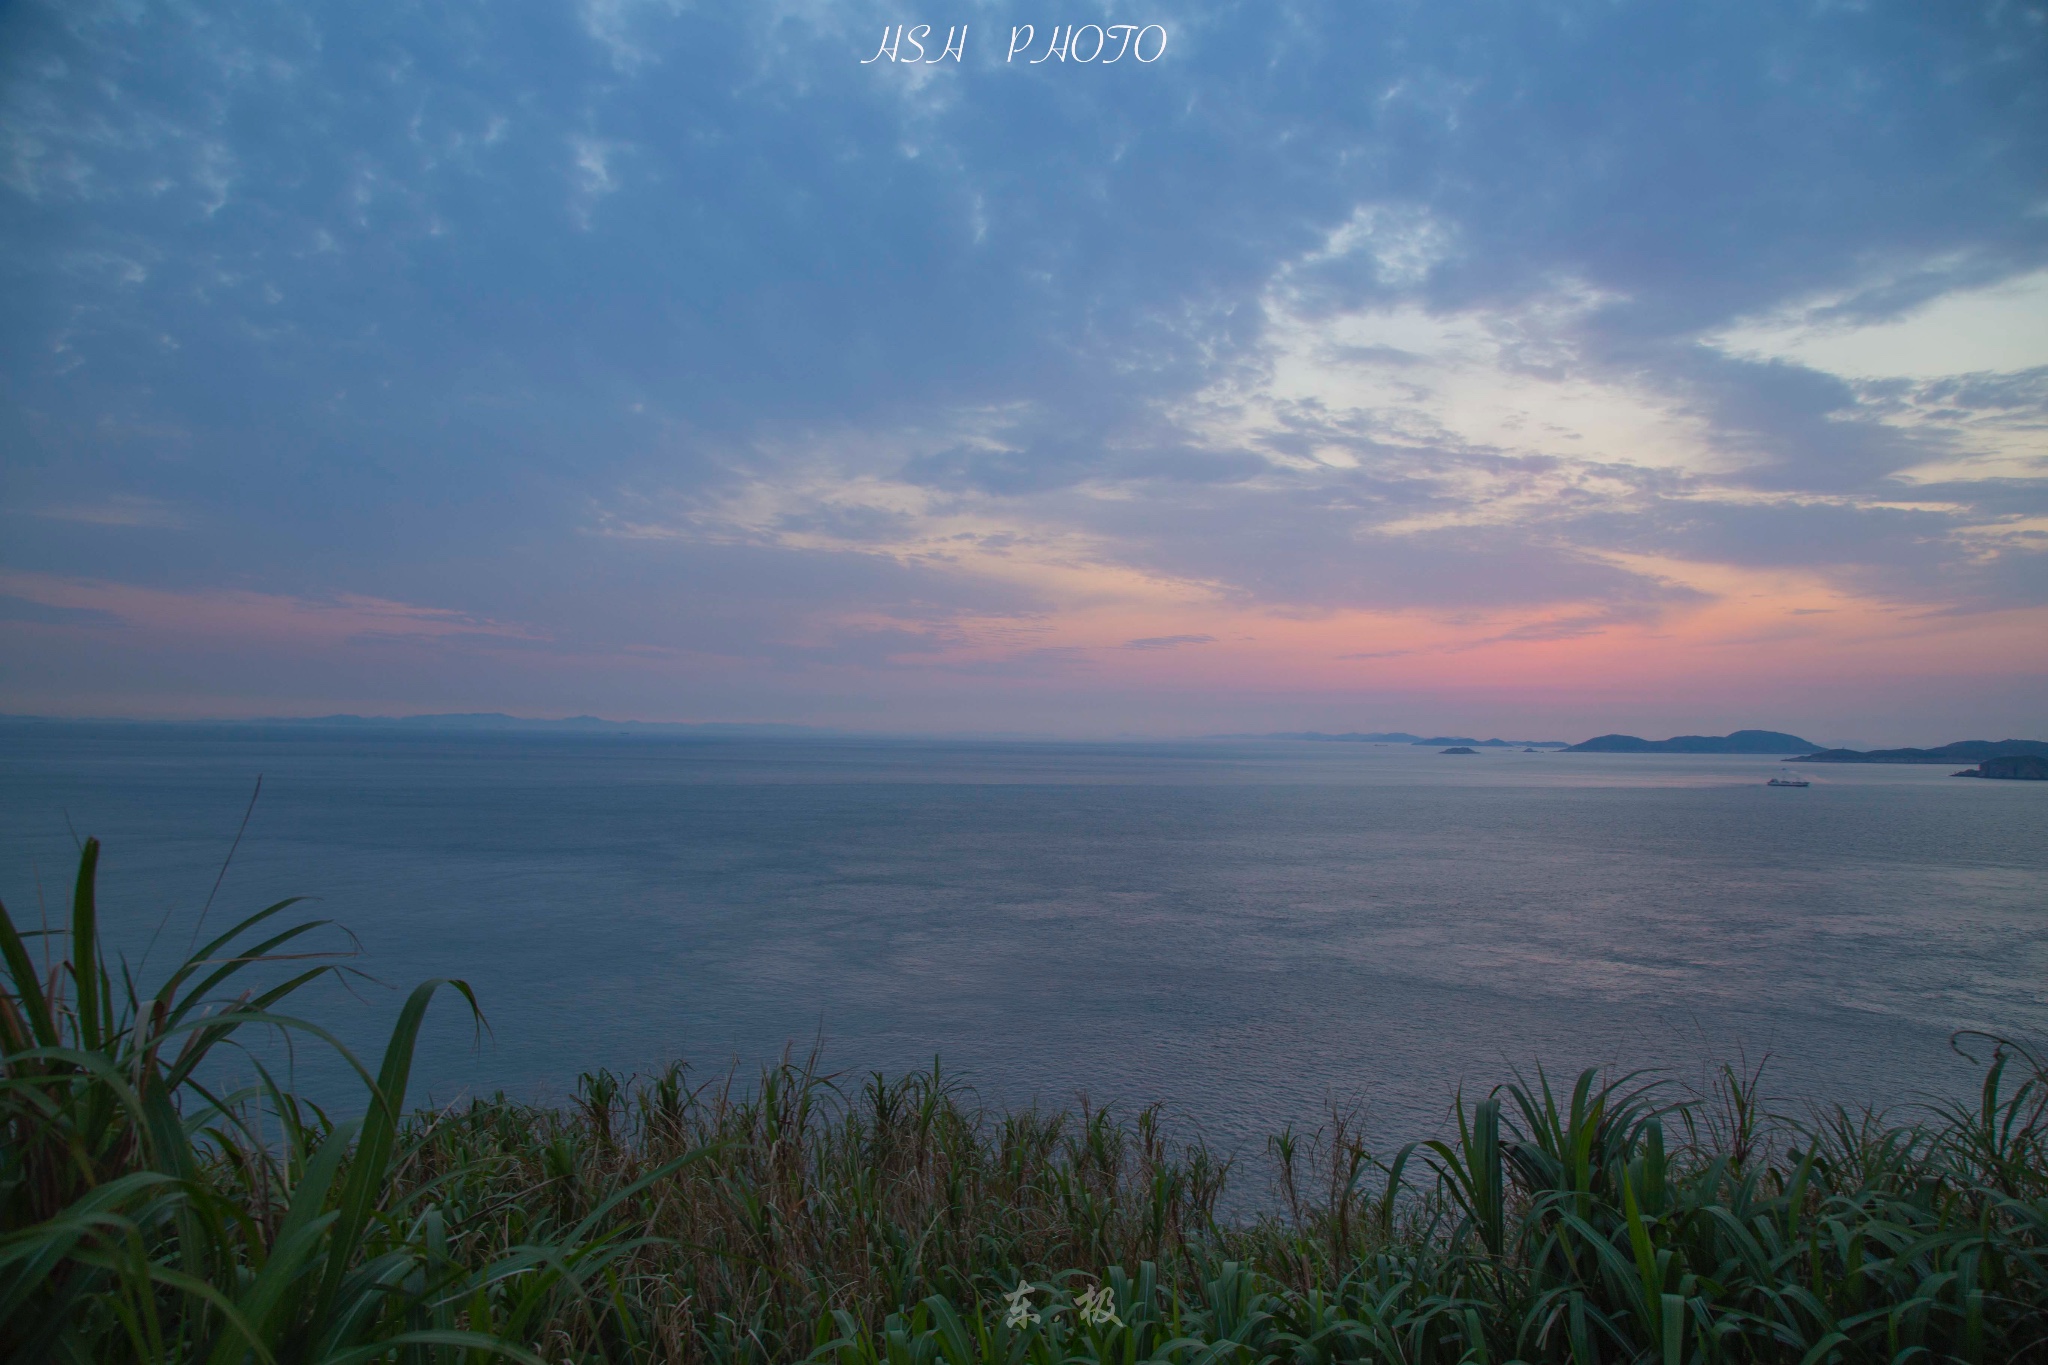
2,723,2044,1156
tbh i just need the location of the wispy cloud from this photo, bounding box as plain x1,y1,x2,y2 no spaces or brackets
1123,634,1215,650
30,496,188,529
0,572,543,647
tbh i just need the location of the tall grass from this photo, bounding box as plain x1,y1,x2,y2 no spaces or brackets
6,839,2047,1362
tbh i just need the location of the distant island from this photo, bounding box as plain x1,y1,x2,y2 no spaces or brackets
1412,736,1571,748
1439,746,1479,755
1953,755,2048,780
1565,730,1815,754
1256,732,1570,747
1791,739,2048,765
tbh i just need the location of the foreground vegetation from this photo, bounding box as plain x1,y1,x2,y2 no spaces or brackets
5,841,2047,1363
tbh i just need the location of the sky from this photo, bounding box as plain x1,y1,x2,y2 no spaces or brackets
1,0,2045,745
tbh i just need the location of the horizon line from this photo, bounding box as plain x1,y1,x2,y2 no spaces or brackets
4,710,1998,752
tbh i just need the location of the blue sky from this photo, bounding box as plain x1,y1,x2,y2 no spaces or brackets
2,0,2044,742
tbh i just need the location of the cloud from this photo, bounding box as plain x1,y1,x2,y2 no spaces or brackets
1208,277,1731,480
29,495,188,528
0,594,125,627
0,571,543,647
1286,203,1458,294
1709,270,2048,381
1680,267,2048,494
1123,634,1215,650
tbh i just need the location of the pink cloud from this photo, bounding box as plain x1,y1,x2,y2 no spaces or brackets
0,572,543,647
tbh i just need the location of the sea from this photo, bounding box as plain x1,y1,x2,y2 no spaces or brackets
3,721,2044,1166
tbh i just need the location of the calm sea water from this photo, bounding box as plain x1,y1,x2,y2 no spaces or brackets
2,722,2044,1159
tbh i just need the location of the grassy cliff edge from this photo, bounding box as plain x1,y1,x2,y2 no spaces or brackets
6,840,2046,1364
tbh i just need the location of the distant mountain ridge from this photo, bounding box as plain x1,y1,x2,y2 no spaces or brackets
281,713,827,734
1566,730,1814,754
1793,740,2048,764
1412,736,1572,748
0,712,832,736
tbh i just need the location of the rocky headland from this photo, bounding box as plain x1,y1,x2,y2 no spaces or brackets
1951,755,2048,780
1793,740,2048,765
